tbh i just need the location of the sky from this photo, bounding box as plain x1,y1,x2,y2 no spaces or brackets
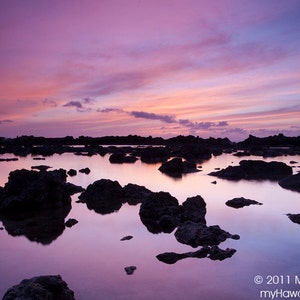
0,0,299,141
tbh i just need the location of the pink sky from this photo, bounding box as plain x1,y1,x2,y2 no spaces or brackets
0,0,299,141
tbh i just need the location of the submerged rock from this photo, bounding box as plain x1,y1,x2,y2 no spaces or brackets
109,152,137,164
2,275,75,300
225,197,262,208
209,160,292,181
278,172,300,192
79,167,91,174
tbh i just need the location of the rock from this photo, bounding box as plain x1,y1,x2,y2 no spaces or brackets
0,226,4,230
67,169,77,176
0,158,18,162
158,157,199,178
209,165,247,180
65,218,78,228
0,168,79,214
209,160,292,181
0,168,82,244
120,235,133,241
208,246,236,261
225,197,262,208
31,165,52,171
33,157,46,160
156,247,210,264
290,161,298,164
174,221,239,248
278,172,300,192
0,205,71,244
124,266,137,275
211,180,217,184
2,275,75,300
287,214,300,225
139,147,169,163
181,195,206,224
78,179,124,214
79,167,91,174
109,152,137,164
139,191,181,233
156,245,236,264
122,183,153,205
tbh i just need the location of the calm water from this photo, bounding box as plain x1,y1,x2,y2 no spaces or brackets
0,152,300,299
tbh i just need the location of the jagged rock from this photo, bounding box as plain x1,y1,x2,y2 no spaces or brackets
0,168,79,214
0,158,18,162
2,275,75,300
156,245,236,264
208,246,236,260
65,218,78,228
0,168,83,244
209,160,292,181
279,172,300,192
287,214,300,225
225,197,262,208
158,157,199,178
78,179,124,214
122,183,153,205
139,147,169,163
79,167,91,174
181,195,206,224
124,266,137,275
109,152,137,164
139,191,181,233
31,165,52,171
174,221,239,248
67,169,77,176
120,235,133,241
156,247,210,264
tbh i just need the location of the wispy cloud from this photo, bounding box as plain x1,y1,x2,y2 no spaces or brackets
99,108,229,133
0,119,13,125
63,101,83,109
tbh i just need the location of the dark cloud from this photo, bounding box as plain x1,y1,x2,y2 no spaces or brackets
63,101,83,109
42,98,57,107
82,97,95,104
97,108,124,113
0,119,13,125
130,111,176,124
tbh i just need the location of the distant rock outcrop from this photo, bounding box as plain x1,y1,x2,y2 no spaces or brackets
209,160,292,181
158,157,199,178
2,275,75,300
287,213,300,225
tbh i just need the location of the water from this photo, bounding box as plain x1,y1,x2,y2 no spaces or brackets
0,152,300,299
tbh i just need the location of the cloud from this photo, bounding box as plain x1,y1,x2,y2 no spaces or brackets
63,101,83,109
42,98,57,107
82,97,95,104
0,119,13,125
98,107,228,133
130,111,176,124
97,108,124,113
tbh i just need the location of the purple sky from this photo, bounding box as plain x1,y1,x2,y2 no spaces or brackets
0,0,299,141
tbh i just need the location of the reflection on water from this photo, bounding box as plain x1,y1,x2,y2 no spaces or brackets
0,153,300,299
